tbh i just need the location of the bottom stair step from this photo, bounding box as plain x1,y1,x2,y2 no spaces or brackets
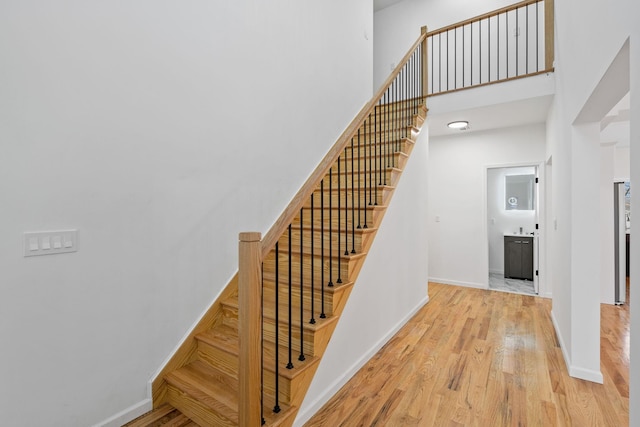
165,360,296,427
165,360,239,425
123,404,197,427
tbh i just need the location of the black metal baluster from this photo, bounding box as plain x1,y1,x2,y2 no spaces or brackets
462,26,465,87
379,96,384,185
310,196,315,325
376,102,379,204
516,8,519,76
364,117,369,229
350,141,356,254
398,73,401,153
273,242,281,414
403,64,406,138
526,4,529,74
405,63,409,132
344,147,349,256
261,262,265,425
320,180,326,318
328,168,333,288
454,28,457,89
287,225,293,370
497,15,500,80
298,211,305,362
479,20,482,83
371,108,375,206
357,128,362,229
489,17,491,81
337,154,342,284
438,33,442,92
471,21,473,85
536,1,539,71
394,76,398,155
446,30,449,91
506,11,509,77
430,37,434,94
417,47,420,110
385,89,390,173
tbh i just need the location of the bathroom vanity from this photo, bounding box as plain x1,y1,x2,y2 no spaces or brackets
504,235,534,280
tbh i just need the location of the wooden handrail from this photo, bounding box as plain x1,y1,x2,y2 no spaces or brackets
259,31,427,258
426,0,543,37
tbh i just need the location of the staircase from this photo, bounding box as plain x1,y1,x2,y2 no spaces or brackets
128,31,429,427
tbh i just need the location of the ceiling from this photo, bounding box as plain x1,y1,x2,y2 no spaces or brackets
427,96,554,137
374,0,405,12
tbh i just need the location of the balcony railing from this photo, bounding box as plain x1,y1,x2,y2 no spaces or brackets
426,0,554,96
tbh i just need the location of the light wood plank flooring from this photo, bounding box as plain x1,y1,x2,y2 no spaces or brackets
304,281,629,426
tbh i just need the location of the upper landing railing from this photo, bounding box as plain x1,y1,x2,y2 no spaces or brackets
426,0,554,96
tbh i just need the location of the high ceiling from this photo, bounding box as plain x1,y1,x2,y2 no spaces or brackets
374,0,405,12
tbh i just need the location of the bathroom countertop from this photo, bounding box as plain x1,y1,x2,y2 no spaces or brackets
504,233,535,238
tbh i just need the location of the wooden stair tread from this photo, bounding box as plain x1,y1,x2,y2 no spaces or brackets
288,223,378,234
124,404,180,427
196,324,321,379
297,204,387,212
165,361,239,423
260,276,356,294
328,166,403,175
163,413,197,427
313,184,396,192
270,246,368,260
222,295,340,332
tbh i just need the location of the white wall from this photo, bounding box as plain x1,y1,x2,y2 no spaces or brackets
487,166,537,275
296,125,430,425
615,146,631,181
631,30,640,427
0,1,373,425
600,145,616,305
548,0,634,384
374,0,518,90
428,123,545,290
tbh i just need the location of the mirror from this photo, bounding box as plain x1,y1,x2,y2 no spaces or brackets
505,174,535,210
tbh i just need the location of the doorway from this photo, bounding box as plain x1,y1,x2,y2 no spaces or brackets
487,165,539,295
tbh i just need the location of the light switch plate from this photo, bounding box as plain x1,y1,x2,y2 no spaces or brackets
24,230,78,257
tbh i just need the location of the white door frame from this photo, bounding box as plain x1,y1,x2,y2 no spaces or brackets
483,161,546,296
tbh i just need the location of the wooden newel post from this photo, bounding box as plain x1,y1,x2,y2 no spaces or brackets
238,231,262,426
421,26,429,100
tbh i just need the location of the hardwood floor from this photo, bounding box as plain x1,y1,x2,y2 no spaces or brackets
304,282,629,426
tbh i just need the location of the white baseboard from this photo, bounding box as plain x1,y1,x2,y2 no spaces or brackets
489,269,504,275
92,398,152,427
569,365,604,383
428,277,488,290
293,295,429,427
550,310,603,384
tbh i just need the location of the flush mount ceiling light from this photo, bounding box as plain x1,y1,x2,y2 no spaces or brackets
447,120,469,130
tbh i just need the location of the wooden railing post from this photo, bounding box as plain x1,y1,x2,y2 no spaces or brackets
545,0,555,69
239,231,262,427
421,26,429,98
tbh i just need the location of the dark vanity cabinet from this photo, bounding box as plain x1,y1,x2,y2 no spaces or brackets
504,236,534,280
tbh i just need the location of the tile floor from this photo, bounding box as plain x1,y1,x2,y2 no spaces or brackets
489,273,536,295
